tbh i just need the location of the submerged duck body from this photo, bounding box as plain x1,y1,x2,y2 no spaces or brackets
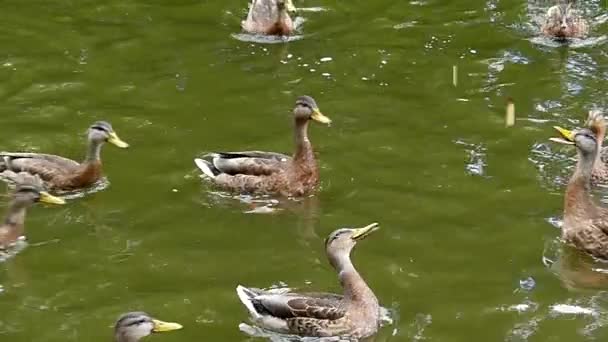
0,173,64,250
542,1,589,39
0,121,128,192
241,0,296,35
195,96,331,197
551,127,608,259
114,312,182,342
237,223,381,339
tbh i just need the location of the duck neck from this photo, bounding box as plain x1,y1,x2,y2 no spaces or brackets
2,201,28,238
84,139,103,164
564,148,597,222
293,118,314,163
594,129,605,169
115,332,139,342
331,252,376,304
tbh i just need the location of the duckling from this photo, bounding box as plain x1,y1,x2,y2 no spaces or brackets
114,312,182,342
0,173,65,250
237,223,381,339
551,126,608,259
542,1,589,39
0,121,128,192
241,0,296,36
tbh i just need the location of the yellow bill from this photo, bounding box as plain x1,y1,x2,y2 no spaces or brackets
108,132,129,148
351,222,380,240
311,109,332,125
39,191,66,205
549,126,575,145
152,319,183,333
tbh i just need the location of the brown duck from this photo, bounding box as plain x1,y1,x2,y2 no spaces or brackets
0,121,128,192
194,96,331,197
236,223,381,339
542,1,589,39
114,312,182,342
241,0,296,36
551,126,608,259
0,173,64,250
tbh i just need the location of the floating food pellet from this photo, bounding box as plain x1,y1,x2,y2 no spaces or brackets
506,98,515,127
452,65,458,87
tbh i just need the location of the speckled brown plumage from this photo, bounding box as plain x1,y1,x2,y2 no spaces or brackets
241,0,295,36
236,224,381,339
542,1,589,39
0,121,128,192
552,126,608,259
195,96,330,197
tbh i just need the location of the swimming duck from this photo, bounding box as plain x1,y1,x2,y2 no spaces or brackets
542,1,589,39
0,173,65,250
0,121,128,192
114,312,182,342
194,96,331,197
551,126,608,259
241,0,296,36
236,223,381,339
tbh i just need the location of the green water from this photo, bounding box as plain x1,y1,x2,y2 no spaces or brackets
1,0,608,341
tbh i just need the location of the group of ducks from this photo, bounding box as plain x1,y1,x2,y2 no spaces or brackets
0,0,599,341
0,96,383,340
242,0,590,40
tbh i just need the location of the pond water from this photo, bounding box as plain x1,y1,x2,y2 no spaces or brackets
0,0,608,341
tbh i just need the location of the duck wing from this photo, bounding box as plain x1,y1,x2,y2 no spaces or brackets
204,151,291,176
238,286,346,321
0,152,80,181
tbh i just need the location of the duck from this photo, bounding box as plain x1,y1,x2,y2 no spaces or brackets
236,223,381,339
0,173,65,250
241,0,296,36
114,312,182,342
542,1,589,39
550,126,608,259
194,95,331,197
0,121,128,192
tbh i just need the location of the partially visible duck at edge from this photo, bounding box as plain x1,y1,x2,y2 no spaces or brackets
0,121,129,192
236,223,382,339
583,110,608,184
194,95,331,197
0,173,64,250
542,0,589,40
550,126,608,259
114,312,182,342
241,0,297,36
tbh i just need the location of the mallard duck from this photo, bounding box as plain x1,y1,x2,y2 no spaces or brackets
550,126,608,259
236,223,381,339
194,96,331,197
0,121,128,192
0,173,65,249
542,1,589,39
241,0,296,36
114,312,182,342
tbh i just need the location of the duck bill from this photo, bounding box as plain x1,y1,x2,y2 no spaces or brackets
285,0,296,12
351,223,380,241
311,109,332,125
39,191,66,205
550,126,575,145
152,319,183,333
107,132,129,148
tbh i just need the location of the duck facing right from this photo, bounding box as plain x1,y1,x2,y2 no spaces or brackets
550,126,608,259
236,223,382,339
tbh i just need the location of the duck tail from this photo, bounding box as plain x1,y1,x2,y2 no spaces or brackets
194,158,219,178
236,285,263,319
